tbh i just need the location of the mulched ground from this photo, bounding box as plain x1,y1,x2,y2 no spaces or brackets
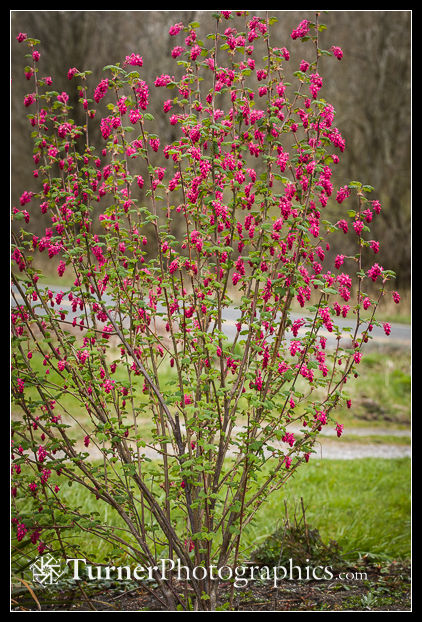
11,560,411,612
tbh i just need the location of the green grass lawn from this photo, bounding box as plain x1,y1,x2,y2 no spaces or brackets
333,349,411,427
12,457,410,577
12,325,411,574
13,343,411,433
244,457,411,564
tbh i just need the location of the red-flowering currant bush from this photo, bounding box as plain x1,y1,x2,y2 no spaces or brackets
11,11,399,610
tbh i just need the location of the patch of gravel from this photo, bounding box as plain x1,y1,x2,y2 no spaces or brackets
69,426,411,463
310,440,411,460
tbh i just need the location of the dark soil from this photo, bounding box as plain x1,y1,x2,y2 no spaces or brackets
11,560,411,612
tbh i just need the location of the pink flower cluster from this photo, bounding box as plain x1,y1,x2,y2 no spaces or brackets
291,20,310,40
331,46,343,60
124,53,143,67
94,79,109,103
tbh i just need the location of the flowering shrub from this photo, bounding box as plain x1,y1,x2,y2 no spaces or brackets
11,11,399,610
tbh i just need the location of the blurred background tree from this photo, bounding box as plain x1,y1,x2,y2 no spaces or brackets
11,10,411,289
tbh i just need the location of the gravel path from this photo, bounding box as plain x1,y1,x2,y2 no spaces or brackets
71,426,411,462
308,439,411,460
